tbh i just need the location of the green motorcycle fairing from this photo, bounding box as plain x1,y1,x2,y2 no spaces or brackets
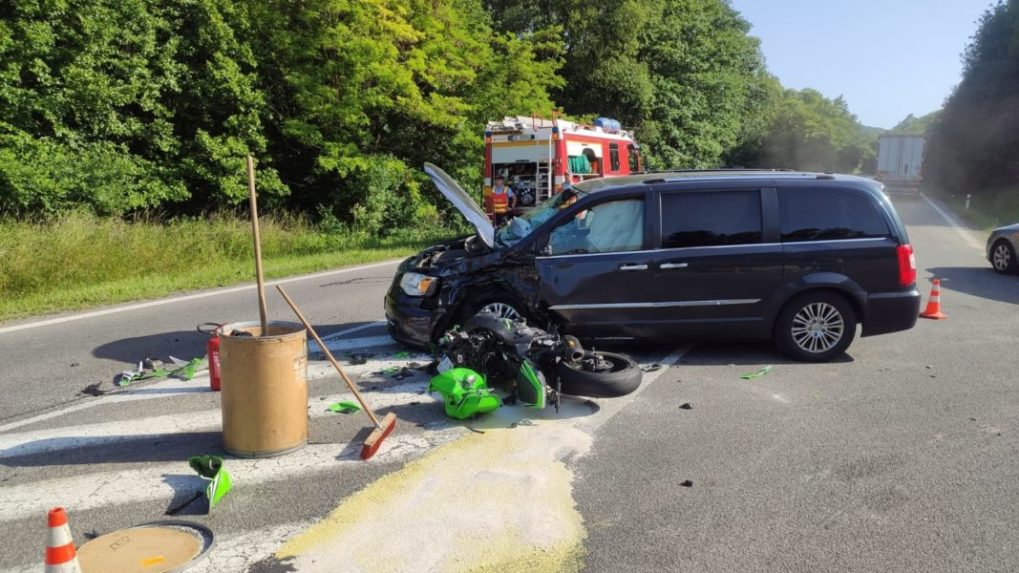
428,367,502,420
516,360,546,409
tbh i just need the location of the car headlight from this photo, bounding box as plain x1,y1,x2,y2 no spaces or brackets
400,272,438,297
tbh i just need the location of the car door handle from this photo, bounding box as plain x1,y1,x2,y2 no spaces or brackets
660,262,689,270
619,264,649,271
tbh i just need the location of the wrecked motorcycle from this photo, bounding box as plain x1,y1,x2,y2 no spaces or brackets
433,312,642,412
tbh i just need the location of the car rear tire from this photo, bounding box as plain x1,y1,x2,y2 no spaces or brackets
556,352,642,397
990,240,1018,274
774,292,857,362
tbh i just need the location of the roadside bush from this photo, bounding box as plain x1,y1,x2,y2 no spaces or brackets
0,212,457,318
0,129,186,216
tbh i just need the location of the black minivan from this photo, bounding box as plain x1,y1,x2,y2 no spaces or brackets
385,164,920,361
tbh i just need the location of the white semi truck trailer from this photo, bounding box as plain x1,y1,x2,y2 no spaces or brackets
876,134,925,192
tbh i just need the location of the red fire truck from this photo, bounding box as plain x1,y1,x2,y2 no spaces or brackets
482,115,642,220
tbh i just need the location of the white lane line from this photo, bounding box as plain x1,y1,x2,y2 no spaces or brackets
0,380,435,458
0,259,401,335
0,355,429,435
0,429,463,524
319,320,387,342
580,346,690,432
920,193,984,251
310,334,398,354
0,347,692,570
186,521,313,573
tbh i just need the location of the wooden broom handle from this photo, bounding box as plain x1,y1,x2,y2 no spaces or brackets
247,155,268,334
276,285,382,429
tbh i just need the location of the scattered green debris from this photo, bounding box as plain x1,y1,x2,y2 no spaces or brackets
740,365,772,380
168,356,204,380
393,351,411,359
428,368,502,420
115,356,206,387
188,454,233,509
327,401,361,414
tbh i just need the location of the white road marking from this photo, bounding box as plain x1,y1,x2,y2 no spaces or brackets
319,320,387,342
0,381,436,458
0,430,462,524
186,521,313,573
310,334,399,354
580,346,690,432
0,354,428,435
919,193,984,251
0,345,692,569
0,260,401,335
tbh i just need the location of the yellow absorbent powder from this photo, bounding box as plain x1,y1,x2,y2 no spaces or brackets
275,421,593,573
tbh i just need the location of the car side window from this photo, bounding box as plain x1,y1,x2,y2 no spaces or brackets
779,188,889,242
547,198,644,255
660,190,762,248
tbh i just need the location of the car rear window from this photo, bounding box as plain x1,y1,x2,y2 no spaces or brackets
779,187,889,242
660,190,763,248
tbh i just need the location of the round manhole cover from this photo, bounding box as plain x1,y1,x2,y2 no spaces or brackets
77,520,214,572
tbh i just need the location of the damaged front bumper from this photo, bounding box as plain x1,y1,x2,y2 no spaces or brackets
385,276,448,348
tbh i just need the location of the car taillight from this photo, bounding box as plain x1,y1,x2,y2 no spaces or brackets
896,244,916,286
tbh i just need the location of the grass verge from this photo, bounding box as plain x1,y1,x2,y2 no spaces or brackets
928,187,1019,230
0,212,455,322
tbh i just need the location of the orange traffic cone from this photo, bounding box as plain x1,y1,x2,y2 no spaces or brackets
45,507,82,573
919,278,947,320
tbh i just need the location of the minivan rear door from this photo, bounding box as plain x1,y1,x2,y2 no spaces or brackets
778,185,903,296
647,187,785,336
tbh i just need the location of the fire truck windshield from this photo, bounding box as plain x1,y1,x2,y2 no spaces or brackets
494,188,587,247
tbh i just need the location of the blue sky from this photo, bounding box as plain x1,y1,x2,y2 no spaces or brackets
729,0,994,128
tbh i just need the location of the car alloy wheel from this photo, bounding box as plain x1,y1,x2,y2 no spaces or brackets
991,241,1016,273
478,302,521,320
790,302,845,354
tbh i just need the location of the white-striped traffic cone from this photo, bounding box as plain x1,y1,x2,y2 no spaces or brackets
45,507,82,573
919,278,947,320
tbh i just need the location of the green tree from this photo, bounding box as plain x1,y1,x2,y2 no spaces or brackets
0,0,283,215
892,111,940,135
926,0,1019,195
488,0,765,168
731,88,874,173
246,0,561,231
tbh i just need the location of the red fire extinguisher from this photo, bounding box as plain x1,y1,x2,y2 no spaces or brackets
198,323,223,391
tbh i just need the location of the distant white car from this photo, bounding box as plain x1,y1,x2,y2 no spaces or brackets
987,223,1019,274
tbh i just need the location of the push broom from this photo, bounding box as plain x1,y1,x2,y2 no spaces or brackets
276,285,397,460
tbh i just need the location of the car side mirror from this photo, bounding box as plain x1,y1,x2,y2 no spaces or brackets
539,244,552,256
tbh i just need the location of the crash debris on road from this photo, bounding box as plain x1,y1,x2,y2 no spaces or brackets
430,313,643,417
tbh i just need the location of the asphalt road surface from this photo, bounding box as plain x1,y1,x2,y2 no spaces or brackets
1,194,1016,572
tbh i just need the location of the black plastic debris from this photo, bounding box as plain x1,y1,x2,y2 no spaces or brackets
643,363,662,373
348,353,369,365
679,402,693,410
393,367,414,381
679,480,693,487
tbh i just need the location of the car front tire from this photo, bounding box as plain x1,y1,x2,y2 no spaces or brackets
990,240,1018,274
775,292,857,362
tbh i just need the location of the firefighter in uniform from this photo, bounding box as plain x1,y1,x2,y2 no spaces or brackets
490,175,516,224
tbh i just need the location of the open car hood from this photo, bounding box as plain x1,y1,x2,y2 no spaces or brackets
424,162,494,249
